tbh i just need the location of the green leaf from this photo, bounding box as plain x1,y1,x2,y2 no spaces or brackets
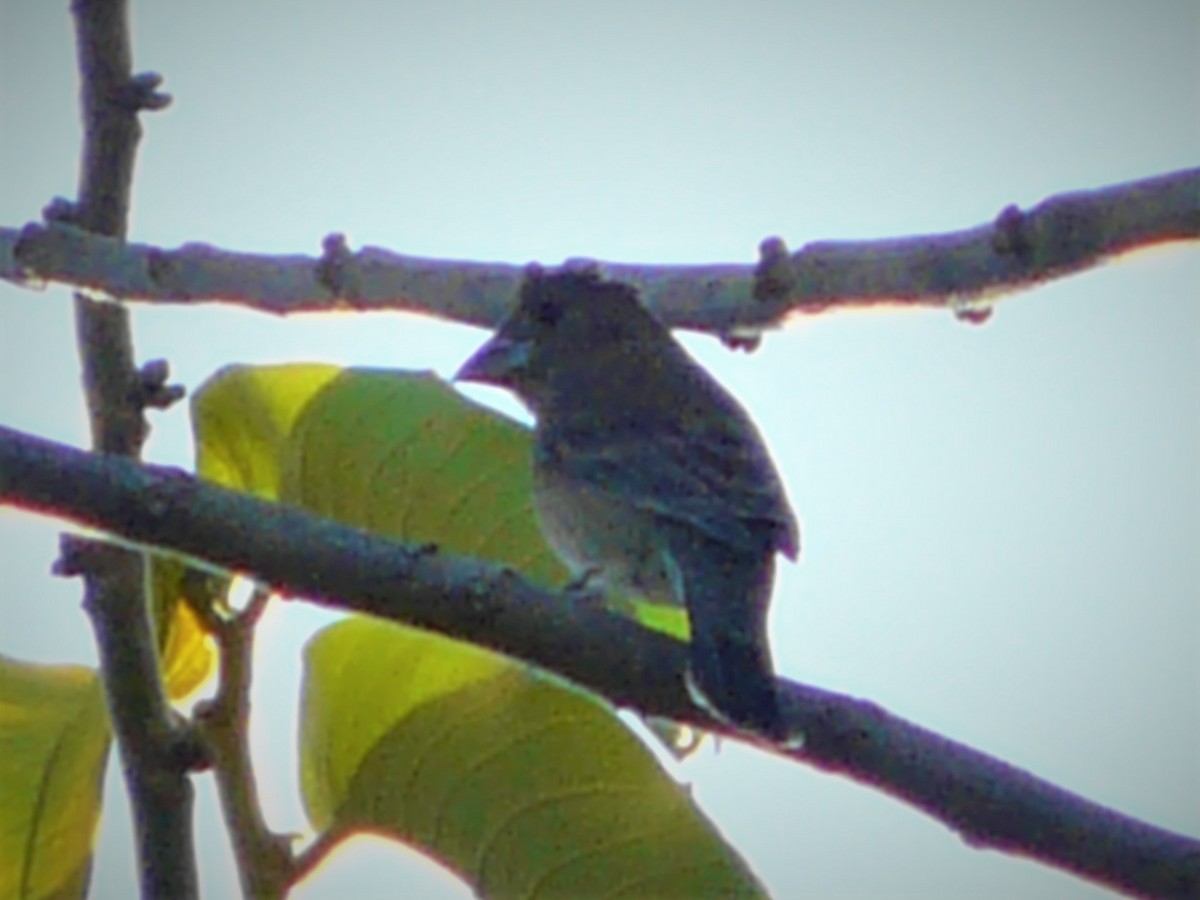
282,367,566,581
0,657,110,900
193,363,343,499
148,559,219,702
301,617,766,899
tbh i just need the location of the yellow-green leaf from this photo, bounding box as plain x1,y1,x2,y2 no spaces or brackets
191,365,744,896
0,657,110,900
301,617,765,899
193,363,343,498
283,368,564,581
148,559,218,702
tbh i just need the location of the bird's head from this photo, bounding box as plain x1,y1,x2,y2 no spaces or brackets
455,268,664,413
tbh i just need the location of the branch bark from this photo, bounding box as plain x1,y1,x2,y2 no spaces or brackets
192,589,293,899
66,0,197,897
3,167,1196,337
2,424,1196,898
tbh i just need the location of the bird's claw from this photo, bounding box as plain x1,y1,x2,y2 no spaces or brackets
562,568,608,606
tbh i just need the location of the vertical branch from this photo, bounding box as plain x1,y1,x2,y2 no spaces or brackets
65,1,195,898
195,588,296,899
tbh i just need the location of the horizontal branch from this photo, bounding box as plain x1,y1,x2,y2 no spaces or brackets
1,423,1196,896
2,167,1196,336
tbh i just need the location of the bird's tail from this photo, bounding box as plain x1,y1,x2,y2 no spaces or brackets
663,526,788,741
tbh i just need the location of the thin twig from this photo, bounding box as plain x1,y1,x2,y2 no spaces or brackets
193,587,294,899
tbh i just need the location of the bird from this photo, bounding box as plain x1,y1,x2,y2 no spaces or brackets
455,268,798,740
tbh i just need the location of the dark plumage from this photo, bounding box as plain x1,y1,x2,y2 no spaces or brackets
456,269,798,739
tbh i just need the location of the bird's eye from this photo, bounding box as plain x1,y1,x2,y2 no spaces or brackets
529,294,565,327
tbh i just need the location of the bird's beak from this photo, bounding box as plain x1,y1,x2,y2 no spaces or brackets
454,334,530,386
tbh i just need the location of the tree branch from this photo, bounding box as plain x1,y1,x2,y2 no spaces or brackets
65,0,196,897
192,588,294,899
3,167,1196,337
2,424,1195,898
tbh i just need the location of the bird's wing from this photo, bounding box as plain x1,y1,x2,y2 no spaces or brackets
538,428,799,559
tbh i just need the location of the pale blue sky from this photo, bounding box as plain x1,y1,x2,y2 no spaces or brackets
2,2,1197,898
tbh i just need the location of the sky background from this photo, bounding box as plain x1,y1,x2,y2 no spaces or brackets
2,2,1197,898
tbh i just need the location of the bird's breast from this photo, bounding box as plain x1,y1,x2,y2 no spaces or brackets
531,461,678,606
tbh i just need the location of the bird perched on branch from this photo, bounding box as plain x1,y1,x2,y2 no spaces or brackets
456,268,798,740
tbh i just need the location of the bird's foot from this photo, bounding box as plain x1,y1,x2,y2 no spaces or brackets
562,568,608,607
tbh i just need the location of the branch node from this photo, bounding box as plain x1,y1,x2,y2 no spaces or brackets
952,301,995,326
316,232,358,299
171,718,214,773
53,533,107,578
118,71,173,112
11,223,49,286
137,358,187,409
560,257,602,276
753,236,795,303
992,204,1032,262
43,197,80,225
719,328,764,352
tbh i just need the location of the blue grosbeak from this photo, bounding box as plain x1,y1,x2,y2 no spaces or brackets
456,269,798,740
